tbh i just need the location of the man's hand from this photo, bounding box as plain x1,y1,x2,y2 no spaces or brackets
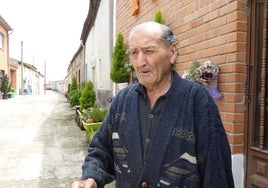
71,178,98,188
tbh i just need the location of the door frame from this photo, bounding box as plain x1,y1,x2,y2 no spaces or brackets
245,0,268,187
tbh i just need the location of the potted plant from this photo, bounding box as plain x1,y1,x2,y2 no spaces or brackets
110,33,130,89
79,80,96,111
82,104,108,142
69,89,82,107
88,104,108,123
1,74,10,99
8,86,16,98
68,76,82,107
76,80,96,130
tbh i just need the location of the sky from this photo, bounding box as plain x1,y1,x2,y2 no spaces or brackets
0,0,89,81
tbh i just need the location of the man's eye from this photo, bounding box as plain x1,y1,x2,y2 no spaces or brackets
130,51,137,55
146,49,155,54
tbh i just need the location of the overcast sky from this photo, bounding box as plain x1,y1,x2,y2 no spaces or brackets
0,0,88,81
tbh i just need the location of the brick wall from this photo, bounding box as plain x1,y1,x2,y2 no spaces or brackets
116,0,248,154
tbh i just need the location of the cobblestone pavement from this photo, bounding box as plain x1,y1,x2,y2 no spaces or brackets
0,91,115,188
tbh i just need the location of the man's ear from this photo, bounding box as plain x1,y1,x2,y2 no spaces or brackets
170,44,178,64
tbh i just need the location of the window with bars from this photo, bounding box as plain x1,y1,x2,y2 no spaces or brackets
252,0,268,150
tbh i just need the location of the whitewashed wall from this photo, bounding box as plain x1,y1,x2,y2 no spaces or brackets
85,0,114,107
17,63,44,95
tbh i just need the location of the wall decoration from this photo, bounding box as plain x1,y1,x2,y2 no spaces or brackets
131,0,139,16
182,60,222,99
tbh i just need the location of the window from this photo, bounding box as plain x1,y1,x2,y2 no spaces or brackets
250,0,268,150
0,70,4,87
0,33,3,49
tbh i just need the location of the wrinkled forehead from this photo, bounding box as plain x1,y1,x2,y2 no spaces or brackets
128,23,162,44
128,30,163,51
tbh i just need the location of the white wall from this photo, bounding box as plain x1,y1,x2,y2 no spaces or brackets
232,154,244,188
85,0,113,92
16,63,44,95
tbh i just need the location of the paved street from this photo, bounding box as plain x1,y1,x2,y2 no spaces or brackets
0,91,114,188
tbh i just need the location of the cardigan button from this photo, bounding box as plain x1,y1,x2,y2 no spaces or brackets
141,181,148,188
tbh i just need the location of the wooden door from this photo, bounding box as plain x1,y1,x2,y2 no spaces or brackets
246,0,268,187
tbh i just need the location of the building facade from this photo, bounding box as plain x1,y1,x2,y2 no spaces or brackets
67,0,114,108
83,0,114,108
0,15,12,97
10,58,44,96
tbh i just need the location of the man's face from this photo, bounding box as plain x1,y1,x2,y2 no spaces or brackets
129,29,176,89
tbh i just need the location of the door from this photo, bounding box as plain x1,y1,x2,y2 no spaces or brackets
246,0,268,187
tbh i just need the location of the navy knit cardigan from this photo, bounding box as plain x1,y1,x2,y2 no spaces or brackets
81,70,235,188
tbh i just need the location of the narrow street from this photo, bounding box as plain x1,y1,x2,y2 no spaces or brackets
0,91,89,187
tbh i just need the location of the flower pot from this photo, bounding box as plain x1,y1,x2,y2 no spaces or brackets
86,118,94,123
2,94,9,99
82,121,102,142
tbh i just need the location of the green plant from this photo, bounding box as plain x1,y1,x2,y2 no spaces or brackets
9,87,15,92
70,76,78,92
89,104,108,122
79,80,96,111
1,74,10,94
68,89,82,107
81,108,90,122
80,81,86,90
110,33,130,83
67,76,79,102
154,10,166,24
183,61,201,81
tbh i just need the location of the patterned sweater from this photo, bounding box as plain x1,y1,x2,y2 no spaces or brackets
81,70,235,188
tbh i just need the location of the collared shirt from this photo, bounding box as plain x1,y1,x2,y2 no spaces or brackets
135,84,168,162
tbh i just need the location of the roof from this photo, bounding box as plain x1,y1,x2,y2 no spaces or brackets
68,0,101,68
10,58,37,71
0,15,12,31
80,0,101,43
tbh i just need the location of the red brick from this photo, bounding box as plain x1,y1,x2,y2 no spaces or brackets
203,29,219,40
228,11,247,22
217,103,244,113
224,93,245,103
202,47,219,58
210,36,227,47
225,113,245,124
211,16,227,29
228,32,247,42
227,52,246,63
220,1,240,16
230,144,244,154
204,9,219,23
195,41,210,51
228,134,244,144
220,63,245,73
225,73,246,83
224,122,244,133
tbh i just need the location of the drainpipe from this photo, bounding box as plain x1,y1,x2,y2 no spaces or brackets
20,41,24,95
7,29,13,83
81,40,86,82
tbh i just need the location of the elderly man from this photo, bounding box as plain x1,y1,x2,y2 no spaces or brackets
72,21,234,188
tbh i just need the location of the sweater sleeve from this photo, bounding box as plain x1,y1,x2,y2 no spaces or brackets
81,117,115,187
81,96,120,186
194,87,235,188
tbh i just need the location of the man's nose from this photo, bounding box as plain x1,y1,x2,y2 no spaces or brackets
136,52,146,66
